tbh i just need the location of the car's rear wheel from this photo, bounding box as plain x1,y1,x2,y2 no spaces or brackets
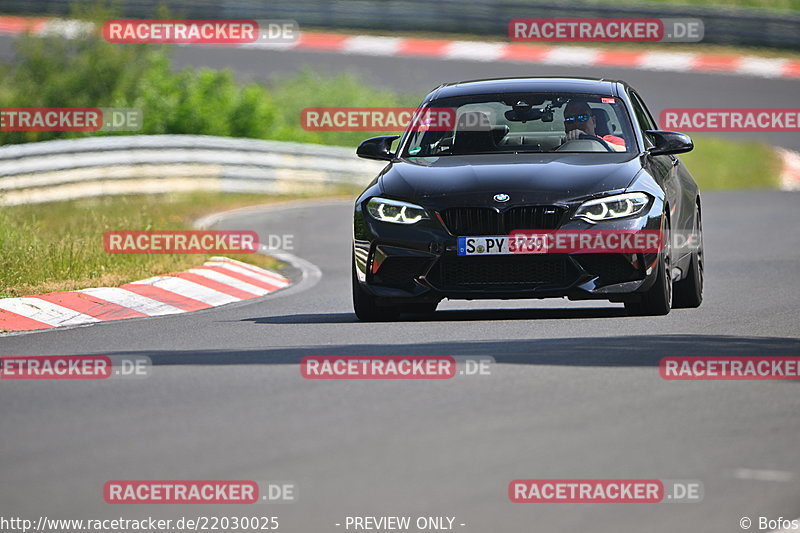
625,219,672,316
673,206,703,309
352,255,400,322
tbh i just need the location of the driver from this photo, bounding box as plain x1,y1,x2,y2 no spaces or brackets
562,100,626,152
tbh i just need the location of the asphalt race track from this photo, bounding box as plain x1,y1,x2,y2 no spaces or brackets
1,36,799,532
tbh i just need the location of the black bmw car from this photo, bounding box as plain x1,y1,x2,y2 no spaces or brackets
352,77,703,321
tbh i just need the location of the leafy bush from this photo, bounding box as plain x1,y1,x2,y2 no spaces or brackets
0,30,281,144
0,19,423,147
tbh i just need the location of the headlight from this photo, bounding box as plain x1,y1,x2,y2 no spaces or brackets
574,192,651,222
366,197,429,224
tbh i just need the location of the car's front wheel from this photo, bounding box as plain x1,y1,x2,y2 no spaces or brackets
625,219,672,316
673,206,703,309
401,302,438,317
352,255,400,322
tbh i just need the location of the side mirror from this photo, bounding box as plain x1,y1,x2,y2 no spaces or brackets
646,130,693,156
356,135,400,161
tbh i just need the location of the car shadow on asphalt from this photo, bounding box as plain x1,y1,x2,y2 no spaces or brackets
243,306,629,324
103,334,800,370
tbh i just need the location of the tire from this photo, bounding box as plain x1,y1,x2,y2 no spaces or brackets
625,219,672,316
673,207,703,309
352,255,399,322
401,302,439,317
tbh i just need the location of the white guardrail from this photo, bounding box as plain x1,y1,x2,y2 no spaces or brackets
0,135,386,206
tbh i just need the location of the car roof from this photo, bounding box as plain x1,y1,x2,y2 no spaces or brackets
426,77,627,100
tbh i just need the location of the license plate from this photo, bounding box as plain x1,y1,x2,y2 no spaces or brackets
457,235,548,256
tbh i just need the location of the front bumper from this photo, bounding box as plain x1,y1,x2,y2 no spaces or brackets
353,199,664,305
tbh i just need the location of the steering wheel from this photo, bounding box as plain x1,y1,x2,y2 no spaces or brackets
577,133,614,152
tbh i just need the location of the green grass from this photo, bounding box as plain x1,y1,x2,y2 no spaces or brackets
267,70,421,147
680,135,782,190
0,190,357,298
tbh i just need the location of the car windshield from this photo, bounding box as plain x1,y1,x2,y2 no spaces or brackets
401,92,636,156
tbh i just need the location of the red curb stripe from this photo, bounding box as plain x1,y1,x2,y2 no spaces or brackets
0,16,47,33
193,266,283,291
120,283,212,312
0,309,54,331
782,60,800,78
690,54,741,71
595,50,646,67
34,292,148,321
297,32,349,50
500,43,552,62
397,38,451,57
170,272,260,299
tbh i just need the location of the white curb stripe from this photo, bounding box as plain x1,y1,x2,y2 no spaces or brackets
542,47,600,66
640,52,698,72
79,288,184,316
737,57,789,78
445,41,506,62
778,148,800,191
39,19,94,38
130,275,242,306
204,261,290,288
187,268,269,296
210,256,290,283
0,297,100,327
342,36,402,56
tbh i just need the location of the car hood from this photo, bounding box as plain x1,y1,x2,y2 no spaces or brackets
379,153,643,207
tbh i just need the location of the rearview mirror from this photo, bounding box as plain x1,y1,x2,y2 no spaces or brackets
504,107,552,123
646,130,694,156
356,135,400,161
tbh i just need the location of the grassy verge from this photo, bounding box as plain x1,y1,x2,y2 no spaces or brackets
680,135,782,190
0,189,357,298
